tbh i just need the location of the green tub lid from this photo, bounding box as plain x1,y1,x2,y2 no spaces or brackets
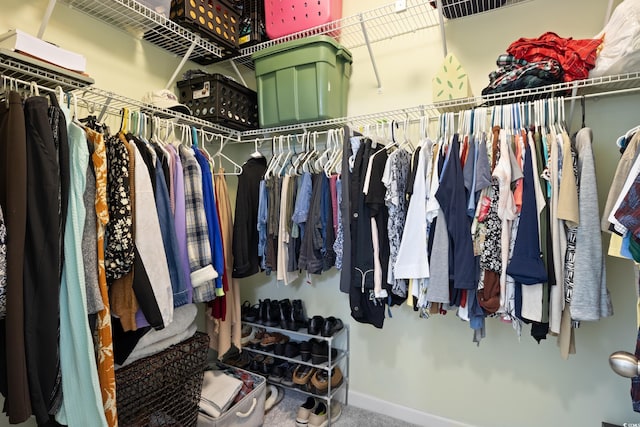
252,34,352,63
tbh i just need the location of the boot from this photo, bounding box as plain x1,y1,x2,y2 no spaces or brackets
265,299,280,327
279,299,293,330
292,299,308,330
258,298,271,325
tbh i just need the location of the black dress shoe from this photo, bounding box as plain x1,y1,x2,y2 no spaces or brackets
284,341,300,359
299,340,312,362
321,316,344,337
307,315,324,335
279,299,294,330
292,299,308,330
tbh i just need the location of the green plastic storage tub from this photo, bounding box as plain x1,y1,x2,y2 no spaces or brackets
252,35,352,128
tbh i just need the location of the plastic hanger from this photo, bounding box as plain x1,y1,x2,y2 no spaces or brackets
251,138,264,158
278,135,293,176
200,131,243,176
314,131,332,172
119,107,129,133
264,136,280,179
326,127,344,176
302,132,319,173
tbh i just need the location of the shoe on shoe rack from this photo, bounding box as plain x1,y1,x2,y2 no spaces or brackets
240,325,256,346
260,356,275,376
311,340,338,365
292,299,308,330
307,315,324,335
241,300,260,323
280,363,297,387
264,384,284,413
257,298,271,325
321,316,344,337
249,327,266,349
274,342,286,357
268,362,289,384
248,354,265,373
284,341,301,359
295,396,319,427
260,332,290,348
265,299,281,327
292,364,316,386
310,367,344,395
299,340,312,362
278,299,294,330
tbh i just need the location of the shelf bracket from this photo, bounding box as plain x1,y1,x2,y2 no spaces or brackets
97,96,112,123
37,0,58,39
567,83,579,132
358,14,382,94
229,59,248,88
436,0,448,57
165,35,200,90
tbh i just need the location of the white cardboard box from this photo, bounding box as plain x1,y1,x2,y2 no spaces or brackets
0,29,86,73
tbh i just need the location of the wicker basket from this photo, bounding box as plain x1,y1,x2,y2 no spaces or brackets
115,332,210,427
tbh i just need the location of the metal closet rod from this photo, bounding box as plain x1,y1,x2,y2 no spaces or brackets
233,85,640,144
1,75,236,145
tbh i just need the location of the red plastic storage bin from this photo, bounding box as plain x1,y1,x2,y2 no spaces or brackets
264,0,342,40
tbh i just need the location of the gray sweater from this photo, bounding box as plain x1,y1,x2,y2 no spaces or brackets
570,128,613,321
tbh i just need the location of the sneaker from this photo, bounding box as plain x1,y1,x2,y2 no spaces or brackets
308,400,341,427
295,396,318,426
307,401,327,427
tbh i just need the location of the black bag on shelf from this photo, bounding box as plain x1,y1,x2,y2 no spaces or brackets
430,0,507,19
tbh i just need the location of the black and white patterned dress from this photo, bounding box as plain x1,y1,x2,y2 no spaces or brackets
383,148,411,297
104,134,134,281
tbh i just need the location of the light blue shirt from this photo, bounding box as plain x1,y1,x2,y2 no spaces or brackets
56,107,107,426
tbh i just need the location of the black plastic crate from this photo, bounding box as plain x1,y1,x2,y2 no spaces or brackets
177,74,259,130
169,0,241,59
238,0,268,48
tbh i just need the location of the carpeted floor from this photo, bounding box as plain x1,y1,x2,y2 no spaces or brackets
263,388,418,427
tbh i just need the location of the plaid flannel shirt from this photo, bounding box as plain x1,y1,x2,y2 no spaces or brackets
507,32,603,82
178,145,217,302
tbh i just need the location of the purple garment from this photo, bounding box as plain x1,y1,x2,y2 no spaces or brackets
168,145,193,303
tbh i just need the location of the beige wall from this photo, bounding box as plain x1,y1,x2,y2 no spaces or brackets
2,0,640,426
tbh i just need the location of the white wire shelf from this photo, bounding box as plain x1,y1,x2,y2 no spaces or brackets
59,0,223,62
240,71,640,137
78,85,241,134
233,0,440,69
232,0,533,69
0,49,94,91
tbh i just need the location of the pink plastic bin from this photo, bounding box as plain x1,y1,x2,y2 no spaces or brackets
264,0,343,40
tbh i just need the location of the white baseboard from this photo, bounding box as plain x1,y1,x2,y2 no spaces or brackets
347,390,476,427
